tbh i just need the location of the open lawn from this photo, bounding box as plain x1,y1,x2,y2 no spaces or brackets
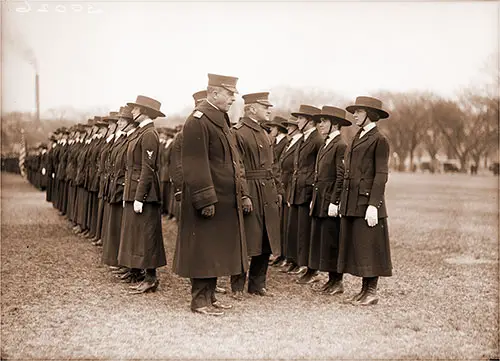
1,172,498,360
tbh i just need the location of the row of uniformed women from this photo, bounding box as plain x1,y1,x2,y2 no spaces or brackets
268,96,392,306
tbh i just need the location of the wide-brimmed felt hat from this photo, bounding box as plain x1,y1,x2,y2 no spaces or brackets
117,106,134,122
193,90,207,105
262,115,288,133
103,111,119,123
127,95,165,118
291,104,321,120
208,73,239,94
94,116,108,127
282,115,299,127
242,92,273,107
313,106,353,127
346,96,389,120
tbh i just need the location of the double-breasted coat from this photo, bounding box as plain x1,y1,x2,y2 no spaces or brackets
102,133,130,266
173,100,248,279
308,134,346,271
338,126,392,277
233,117,281,257
286,129,323,266
279,136,301,261
273,136,288,255
118,121,166,269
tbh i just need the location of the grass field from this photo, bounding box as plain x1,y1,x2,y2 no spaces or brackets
1,172,498,360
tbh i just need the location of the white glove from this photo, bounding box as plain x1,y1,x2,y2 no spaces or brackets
365,205,378,227
327,203,338,217
287,202,291,208
133,200,143,214
123,200,126,208
309,201,313,210
51,173,55,179
41,168,46,175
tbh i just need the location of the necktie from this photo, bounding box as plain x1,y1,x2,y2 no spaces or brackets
323,136,330,148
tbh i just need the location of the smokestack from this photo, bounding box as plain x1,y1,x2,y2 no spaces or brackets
35,73,40,125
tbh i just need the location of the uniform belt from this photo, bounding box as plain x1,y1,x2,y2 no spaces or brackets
245,169,273,180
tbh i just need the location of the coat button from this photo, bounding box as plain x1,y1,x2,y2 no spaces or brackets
261,182,265,186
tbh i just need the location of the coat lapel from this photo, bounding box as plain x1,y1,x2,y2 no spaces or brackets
351,126,378,150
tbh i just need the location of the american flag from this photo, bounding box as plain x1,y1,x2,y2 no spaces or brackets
19,129,27,178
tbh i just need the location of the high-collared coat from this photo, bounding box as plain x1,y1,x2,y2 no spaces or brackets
308,134,346,271
310,134,346,217
286,129,323,266
279,137,300,259
173,100,248,278
119,121,166,269
339,126,389,218
287,129,323,206
233,117,281,257
337,125,392,277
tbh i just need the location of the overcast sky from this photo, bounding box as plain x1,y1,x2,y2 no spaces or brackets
2,0,498,118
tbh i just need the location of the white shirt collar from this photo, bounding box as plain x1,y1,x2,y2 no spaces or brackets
126,128,136,137
106,134,114,143
165,138,174,148
138,118,153,128
285,132,303,151
324,130,340,147
360,122,376,138
275,133,286,144
249,117,259,124
303,127,316,141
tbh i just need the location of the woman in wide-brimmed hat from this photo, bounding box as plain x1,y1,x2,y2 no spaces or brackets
308,106,352,295
102,106,137,272
286,105,324,285
338,96,392,306
118,95,167,294
276,116,301,272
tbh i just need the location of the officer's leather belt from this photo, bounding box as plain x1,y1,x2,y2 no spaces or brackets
245,169,273,180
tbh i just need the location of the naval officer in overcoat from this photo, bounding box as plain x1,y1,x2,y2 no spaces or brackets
231,92,282,299
173,73,250,316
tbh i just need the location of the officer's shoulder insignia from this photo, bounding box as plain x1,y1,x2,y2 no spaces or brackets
233,122,243,129
193,110,203,119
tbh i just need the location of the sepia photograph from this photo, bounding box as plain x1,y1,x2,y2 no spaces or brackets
1,0,498,359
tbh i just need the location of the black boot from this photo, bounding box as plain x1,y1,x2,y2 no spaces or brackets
325,272,344,295
354,277,379,306
129,269,158,294
296,268,319,284
348,277,368,303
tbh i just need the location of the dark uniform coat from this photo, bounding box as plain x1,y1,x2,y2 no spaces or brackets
279,136,301,261
338,126,392,277
308,133,345,271
233,117,281,257
287,129,323,266
102,133,129,266
118,121,166,269
173,100,248,279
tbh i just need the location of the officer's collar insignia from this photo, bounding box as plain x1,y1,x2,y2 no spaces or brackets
193,110,203,119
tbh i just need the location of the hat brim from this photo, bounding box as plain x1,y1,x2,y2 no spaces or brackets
257,100,273,107
127,102,166,118
313,114,352,127
290,112,318,120
345,105,389,120
262,121,288,133
282,121,299,127
221,85,239,94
